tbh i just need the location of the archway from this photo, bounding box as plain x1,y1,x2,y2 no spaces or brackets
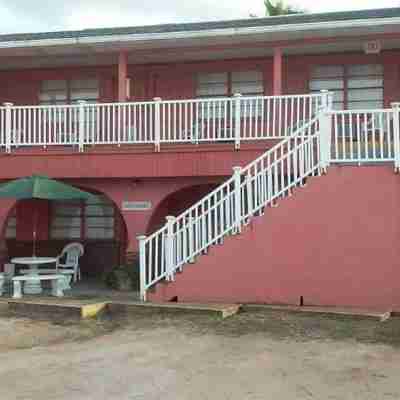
2,188,128,279
146,184,219,234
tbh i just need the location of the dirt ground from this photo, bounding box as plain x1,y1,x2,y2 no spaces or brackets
0,307,400,400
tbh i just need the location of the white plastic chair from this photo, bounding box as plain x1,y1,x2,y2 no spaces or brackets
56,243,84,284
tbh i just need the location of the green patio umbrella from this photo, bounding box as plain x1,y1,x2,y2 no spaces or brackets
0,175,97,201
0,175,97,256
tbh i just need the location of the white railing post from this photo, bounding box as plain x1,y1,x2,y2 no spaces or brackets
392,102,400,172
78,100,86,152
319,90,333,173
188,215,195,263
137,235,147,301
154,97,162,152
234,93,242,150
3,102,13,153
165,215,175,280
246,171,254,217
233,166,242,233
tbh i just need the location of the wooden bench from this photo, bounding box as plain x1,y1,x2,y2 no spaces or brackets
12,275,66,299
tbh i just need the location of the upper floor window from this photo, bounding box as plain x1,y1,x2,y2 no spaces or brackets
196,71,264,98
231,71,264,96
197,73,228,97
309,64,383,110
39,79,99,105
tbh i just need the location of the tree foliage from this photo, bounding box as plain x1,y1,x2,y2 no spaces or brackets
264,0,303,16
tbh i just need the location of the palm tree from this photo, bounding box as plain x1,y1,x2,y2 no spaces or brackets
264,0,303,16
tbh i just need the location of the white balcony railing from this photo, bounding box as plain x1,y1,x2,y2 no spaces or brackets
0,94,324,152
330,108,396,164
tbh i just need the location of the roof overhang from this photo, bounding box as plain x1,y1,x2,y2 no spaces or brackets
1,14,400,69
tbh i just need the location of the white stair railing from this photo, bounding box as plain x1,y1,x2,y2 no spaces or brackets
138,98,332,300
0,93,323,152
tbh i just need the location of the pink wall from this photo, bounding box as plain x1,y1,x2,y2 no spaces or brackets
0,143,268,180
149,165,400,311
1,50,399,104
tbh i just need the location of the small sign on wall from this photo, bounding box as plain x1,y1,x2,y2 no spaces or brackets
122,201,152,211
364,40,381,54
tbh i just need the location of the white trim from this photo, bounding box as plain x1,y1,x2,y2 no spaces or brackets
1,17,400,49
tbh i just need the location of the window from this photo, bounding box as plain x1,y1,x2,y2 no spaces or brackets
231,71,264,96
39,79,99,105
309,64,383,110
39,80,68,106
50,196,115,240
85,197,115,240
310,66,345,110
347,65,383,110
69,79,99,104
197,73,228,97
50,201,82,239
196,71,264,98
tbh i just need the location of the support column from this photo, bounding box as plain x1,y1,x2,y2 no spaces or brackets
118,51,128,102
273,47,283,96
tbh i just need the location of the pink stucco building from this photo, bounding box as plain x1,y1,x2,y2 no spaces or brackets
1,7,400,309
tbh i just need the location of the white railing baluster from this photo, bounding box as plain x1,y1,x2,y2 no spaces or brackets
3,102,13,153
233,166,242,233
154,97,161,152
319,90,333,172
234,93,242,149
138,235,147,301
78,100,86,152
393,103,400,172
165,216,175,281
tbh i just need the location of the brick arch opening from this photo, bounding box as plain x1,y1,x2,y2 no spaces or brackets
146,184,219,234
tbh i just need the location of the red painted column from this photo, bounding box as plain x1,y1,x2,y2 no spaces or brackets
118,51,128,102
273,47,283,96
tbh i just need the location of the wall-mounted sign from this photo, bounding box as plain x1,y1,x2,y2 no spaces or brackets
122,201,152,211
364,40,381,54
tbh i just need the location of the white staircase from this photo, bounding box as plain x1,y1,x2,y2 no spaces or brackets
138,93,333,301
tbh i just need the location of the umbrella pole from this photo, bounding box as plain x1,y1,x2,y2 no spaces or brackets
33,205,38,257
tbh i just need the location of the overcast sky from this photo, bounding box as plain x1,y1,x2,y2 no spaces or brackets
0,0,399,34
